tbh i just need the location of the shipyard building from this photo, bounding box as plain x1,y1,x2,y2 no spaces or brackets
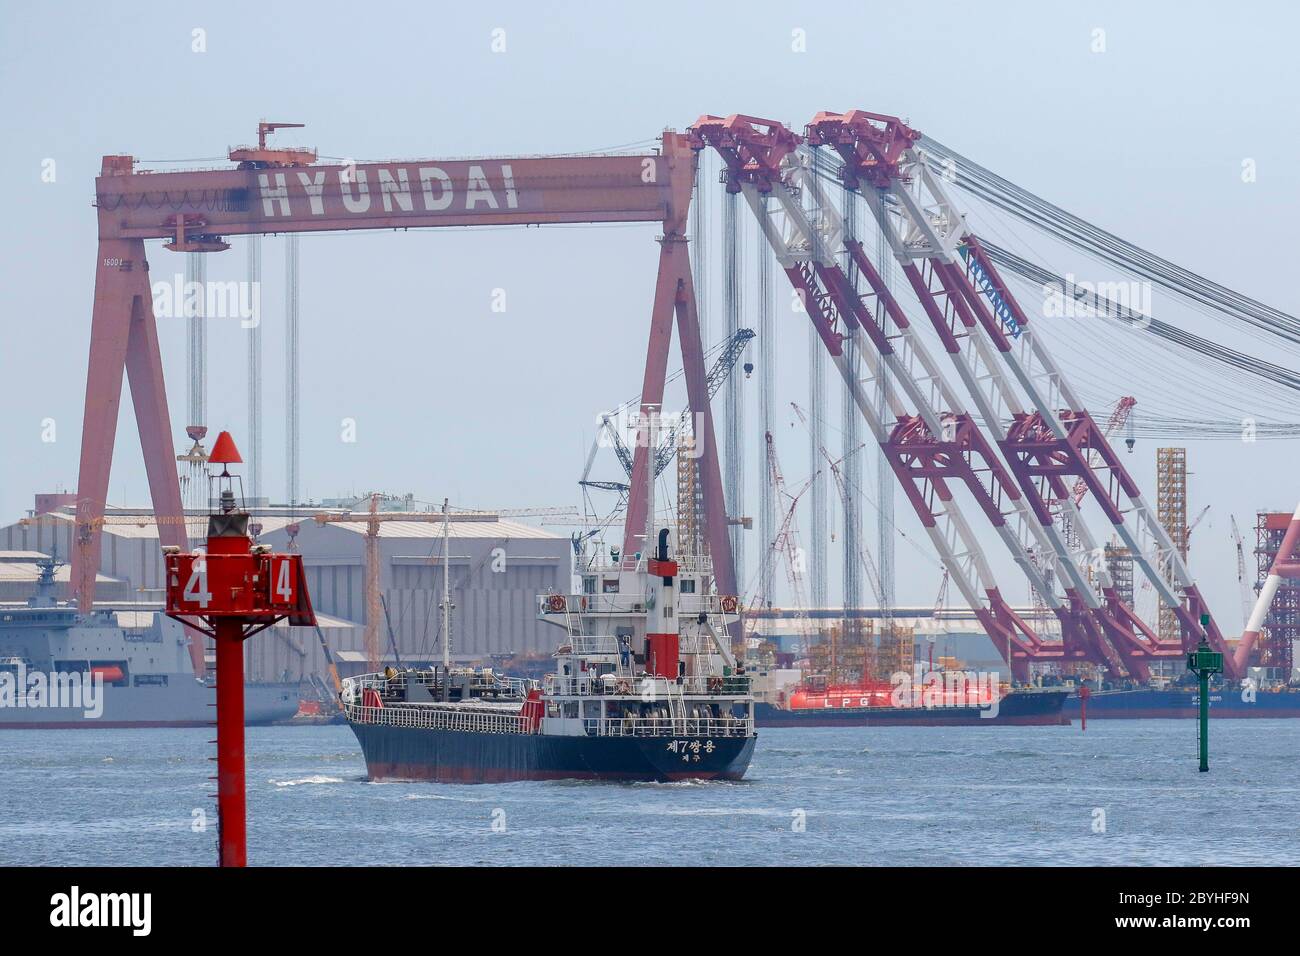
0,498,571,684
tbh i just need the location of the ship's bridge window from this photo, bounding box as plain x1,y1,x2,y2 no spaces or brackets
680,579,696,594
602,579,619,594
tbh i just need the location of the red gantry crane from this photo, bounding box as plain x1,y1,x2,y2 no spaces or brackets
72,123,739,679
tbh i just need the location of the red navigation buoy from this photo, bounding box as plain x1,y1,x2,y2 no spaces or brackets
208,430,243,466
163,433,314,866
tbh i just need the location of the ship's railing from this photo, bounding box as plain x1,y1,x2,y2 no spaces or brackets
573,552,716,576
545,673,752,697
537,592,736,619
342,670,535,705
537,593,646,617
583,716,753,738
345,701,527,735
569,635,619,656
495,676,537,697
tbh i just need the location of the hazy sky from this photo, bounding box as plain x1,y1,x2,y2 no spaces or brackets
1,1,1296,624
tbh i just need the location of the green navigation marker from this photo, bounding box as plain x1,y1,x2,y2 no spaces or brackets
1187,612,1223,772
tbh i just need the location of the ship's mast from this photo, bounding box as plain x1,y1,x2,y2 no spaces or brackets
644,404,658,563
440,497,453,669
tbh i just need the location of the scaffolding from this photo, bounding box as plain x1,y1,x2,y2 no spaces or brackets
1156,447,1188,647
1105,543,1135,609
806,620,916,683
676,434,704,559
1255,512,1298,680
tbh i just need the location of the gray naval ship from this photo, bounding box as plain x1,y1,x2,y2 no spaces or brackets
0,556,301,728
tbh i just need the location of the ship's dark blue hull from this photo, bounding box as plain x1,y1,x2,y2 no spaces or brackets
350,721,756,783
755,690,1070,727
1065,687,1300,719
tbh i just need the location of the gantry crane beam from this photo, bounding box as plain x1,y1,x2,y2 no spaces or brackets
807,108,1235,678
73,126,738,674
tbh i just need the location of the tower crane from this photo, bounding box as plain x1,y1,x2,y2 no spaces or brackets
1072,397,1137,506
790,402,886,611
581,328,756,494
756,431,818,660
314,497,577,671
1229,515,1253,629
313,492,405,672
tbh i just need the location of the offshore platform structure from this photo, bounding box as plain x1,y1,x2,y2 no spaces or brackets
688,110,1239,681
1238,506,1300,680
72,124,741,675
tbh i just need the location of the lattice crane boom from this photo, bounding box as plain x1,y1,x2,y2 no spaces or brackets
691,114,1061,680
808,109,1225,677
762,431,816,654
791,402,886,608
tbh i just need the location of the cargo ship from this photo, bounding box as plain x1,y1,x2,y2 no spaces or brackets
0,556,300,728
343,527,756,783
1065,681,1300,719
751,671,1070,727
